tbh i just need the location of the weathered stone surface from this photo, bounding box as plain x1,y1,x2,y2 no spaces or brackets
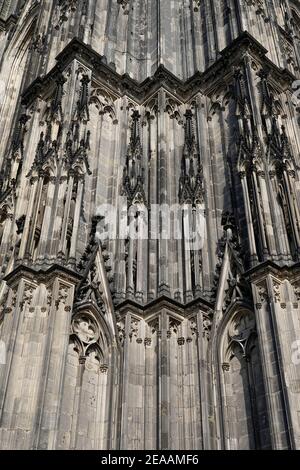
0,0,300,451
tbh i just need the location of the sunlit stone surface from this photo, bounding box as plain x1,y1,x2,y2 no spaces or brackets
0,0,300,450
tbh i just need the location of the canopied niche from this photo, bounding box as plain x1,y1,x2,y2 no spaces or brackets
218,307,271,450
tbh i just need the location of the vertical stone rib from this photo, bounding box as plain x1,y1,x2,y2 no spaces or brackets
119,313,131,449
158,90,170,295
158,310,169,449
147,111,158,301
240,174,258,265
68,178,84,264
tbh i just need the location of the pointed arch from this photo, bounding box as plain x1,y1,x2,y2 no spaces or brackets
57,303,117,450
217,304,271,450
89,86,118,124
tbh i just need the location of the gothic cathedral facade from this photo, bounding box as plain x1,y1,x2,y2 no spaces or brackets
0,0,300,451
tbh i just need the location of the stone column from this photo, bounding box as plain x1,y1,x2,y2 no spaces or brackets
183,205,193,302
158,90,170,296
135,209,147,303
158,310,169,449
269,173,291,261
34,276,76,450
36,177,56,263
193,206,202,296
252,170,269,259
147,111,158,301
252,273,292,449
49,176,68,259
119,312,131,449
240,171,258,265
26,176,45,258
283,171,300,256
68,177,84,266
256,172,277,259
58,173,74,259
126,208,136,299
18,179,39,260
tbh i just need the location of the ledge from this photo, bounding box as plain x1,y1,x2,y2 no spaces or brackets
21,31,296,107
244,260,300,282
0,14,17,32
4,262,82,286
115,293,214,316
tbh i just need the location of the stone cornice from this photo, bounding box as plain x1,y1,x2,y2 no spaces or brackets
21,31,296,107
4,263,82,287
0,13,17,32
116,294,214,318
245,260,300,283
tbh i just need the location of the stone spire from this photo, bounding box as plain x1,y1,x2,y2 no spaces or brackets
179,110,203,206
122,110,146,205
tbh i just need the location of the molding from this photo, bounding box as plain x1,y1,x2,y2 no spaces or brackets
0,13,17,32
4,263,82,286
244,260,300,283
21,31,296,107
115,294,214,318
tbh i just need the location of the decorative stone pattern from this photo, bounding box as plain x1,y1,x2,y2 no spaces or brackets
0,0,300,451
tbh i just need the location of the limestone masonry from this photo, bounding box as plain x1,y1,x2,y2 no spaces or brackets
0,0,300,450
